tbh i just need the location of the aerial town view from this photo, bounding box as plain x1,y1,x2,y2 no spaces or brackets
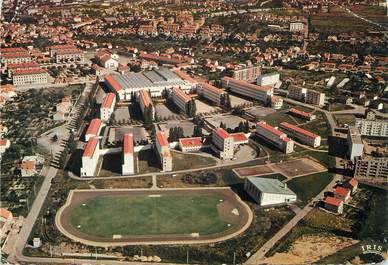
0,0,387,264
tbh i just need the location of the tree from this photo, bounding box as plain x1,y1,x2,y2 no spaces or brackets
193,125,203,138
220,122,226,130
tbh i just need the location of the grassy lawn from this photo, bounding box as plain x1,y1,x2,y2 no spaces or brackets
69,195,230,237
329,103,354,112
137,149,160,173
259,111,298,127
334,114,356,126
171,151,217,171
299,118,331,138
287,172,334,207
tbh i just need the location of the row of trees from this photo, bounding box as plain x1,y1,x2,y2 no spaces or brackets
219,120,250,133
186,99,197,117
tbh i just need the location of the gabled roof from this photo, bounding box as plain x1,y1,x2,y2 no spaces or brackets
105,74,123,92
83,137,98,158
348,178,358,188
325,196,343,207
214,128,230,140
230,133,248,142
257,121,285,137
335,186,350,197
156,131,169,147
179,137,203,148
85,119,102,136
102,93,116,109
280,122,319,139
123,133,134,154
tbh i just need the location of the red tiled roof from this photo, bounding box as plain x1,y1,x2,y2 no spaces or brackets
85,119,102,136
102,93,116,109
0,208,12,220
138,90,152,107
173,87,191,102
13,68,47,76
0,138,9,146
1,47,27,53
280,122,319,139
83,137,98,157
156,131,169,147
348,178,358,187
199,82,224,95
7,62,40,69
230,133,248,142
289,108,313,118
325,196,343,207
179,137,203,148
214,128,230,140
105,74,122,92
1,52,30,58
21,160,35,170
335,187,350,198
123,133,134,154
173,70,196,84
257,121,284,137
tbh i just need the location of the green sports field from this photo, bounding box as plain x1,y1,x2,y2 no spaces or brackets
69,194,232,238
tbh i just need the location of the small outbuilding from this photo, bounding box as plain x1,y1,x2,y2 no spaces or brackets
324,196,344,214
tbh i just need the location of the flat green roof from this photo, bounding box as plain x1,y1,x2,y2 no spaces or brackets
247,177,296,196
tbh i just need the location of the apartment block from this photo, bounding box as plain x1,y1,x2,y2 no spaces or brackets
1,48,32,66
305,90,325,106
347,127,364,161
155,131,172,171
256,121,294,154
354,156,388,180
172,87,191,113
279,122,321,148
138,90,155,121
100,93,116,121
355,119,388,138
232,64,261,82
257,72,280,86
81,137,100,177
221,76,273,104
122,133,134,175
49,44,84,63
288,85,306,101
211,128,234,160
197,82,225,105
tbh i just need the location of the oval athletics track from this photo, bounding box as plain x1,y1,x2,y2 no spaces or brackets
55,187,253,247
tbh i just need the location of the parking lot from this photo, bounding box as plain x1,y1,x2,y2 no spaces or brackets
246,106,276,118
195,99,219,114
155,104,179,119
206,115,246,129
108,126,150,144
159,121,195,137
114,107,131,123
229,94,252,107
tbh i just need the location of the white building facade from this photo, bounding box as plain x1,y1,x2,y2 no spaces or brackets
256,121,294,154
122,133,134,175
279,122,321,148
81,137,100,177
100,93,116,121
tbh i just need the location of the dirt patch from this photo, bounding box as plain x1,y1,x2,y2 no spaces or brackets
217,200,240,225
273,158,326,178
263,234,358,264
234,165,274,177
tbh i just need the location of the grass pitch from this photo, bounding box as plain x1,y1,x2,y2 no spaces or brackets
69,194,231,238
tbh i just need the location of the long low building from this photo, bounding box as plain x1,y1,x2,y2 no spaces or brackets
122,133,134,175
105,68,196,101
221,76,273,104
155,131,172,171
81,137,100,177
100,93,116,121
12,68,49,86
179,137,203,152
197,82,225,105
279,122,321,148
245,177,297,206
289,108,316,121
85,119,102,141
171,87,191,113
256,121,294,154
138,90,155,121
